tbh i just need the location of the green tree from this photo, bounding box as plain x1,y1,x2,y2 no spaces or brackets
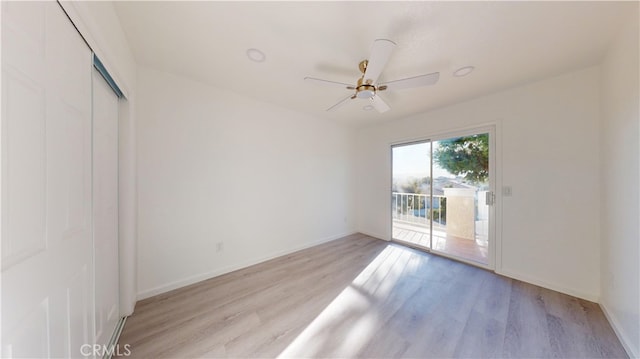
433,134,489,184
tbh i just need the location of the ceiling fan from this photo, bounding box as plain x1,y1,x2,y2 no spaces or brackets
305,39,440,113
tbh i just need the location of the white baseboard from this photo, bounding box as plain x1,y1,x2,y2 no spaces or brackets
496,267,599,302
600,300,638,358
136,231,357,300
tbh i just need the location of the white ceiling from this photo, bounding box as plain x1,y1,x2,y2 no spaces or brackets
113,1,635,128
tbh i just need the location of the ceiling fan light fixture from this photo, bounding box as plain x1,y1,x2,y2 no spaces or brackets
355,77,376,99
453,66,474,77
246,48,266,62
356,83,376,99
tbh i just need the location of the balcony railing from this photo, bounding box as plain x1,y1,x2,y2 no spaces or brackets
392,192,445,226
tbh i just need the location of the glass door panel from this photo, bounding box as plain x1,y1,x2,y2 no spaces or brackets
431,133,489,265
391,141,432,250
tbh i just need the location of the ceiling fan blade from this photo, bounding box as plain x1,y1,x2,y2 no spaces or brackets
378,72,440,91
370,95,390,113
326,94,355,112
305,77,353,89
363,39,396,84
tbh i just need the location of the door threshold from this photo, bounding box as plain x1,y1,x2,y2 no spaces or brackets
391,238,493,271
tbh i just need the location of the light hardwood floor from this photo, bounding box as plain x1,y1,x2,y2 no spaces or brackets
118,233,627,358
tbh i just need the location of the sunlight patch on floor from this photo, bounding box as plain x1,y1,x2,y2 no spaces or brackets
277,244,424,358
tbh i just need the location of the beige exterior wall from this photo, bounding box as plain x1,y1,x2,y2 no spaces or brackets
444,188,475,240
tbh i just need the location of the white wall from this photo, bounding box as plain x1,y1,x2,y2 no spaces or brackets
356,66,601,301
136,66,356,298
600,12,639,358
58,1,138,316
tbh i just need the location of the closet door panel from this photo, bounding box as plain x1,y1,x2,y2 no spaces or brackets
1,2,93,358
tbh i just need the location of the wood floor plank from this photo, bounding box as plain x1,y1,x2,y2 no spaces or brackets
118,234,628,358
453,309,506,358
502,282,553,358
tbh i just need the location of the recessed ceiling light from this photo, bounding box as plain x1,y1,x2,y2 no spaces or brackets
453,66,474,77
246,48,266,63
363,105,374,111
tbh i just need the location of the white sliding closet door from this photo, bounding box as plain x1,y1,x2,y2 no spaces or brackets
92,69,120,348
2,2,94,358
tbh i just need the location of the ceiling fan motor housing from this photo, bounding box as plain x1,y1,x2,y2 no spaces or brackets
356,76,376,99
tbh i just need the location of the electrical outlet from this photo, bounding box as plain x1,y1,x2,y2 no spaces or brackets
216,242,224,252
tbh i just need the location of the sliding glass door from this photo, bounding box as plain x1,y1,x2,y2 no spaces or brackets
391,129,493,267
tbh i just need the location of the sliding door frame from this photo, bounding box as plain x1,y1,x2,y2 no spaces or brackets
389,124,498,271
